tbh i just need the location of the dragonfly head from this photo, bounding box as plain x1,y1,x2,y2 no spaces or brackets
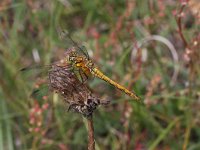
65,47,76,61
68,51,78,62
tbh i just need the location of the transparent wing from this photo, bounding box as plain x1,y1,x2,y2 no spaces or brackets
57,28,89,59
20,64,50,82
20,64,53,73
30,83,49,100
79,45,89,59
20,64,51,100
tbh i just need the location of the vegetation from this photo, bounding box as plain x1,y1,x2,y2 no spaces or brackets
0,0,199,149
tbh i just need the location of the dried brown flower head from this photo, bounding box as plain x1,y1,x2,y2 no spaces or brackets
48,60,109,117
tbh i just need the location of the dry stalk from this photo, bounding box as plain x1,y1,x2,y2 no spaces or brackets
87,116,95,150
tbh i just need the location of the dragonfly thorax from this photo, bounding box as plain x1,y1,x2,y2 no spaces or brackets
68,51,94,77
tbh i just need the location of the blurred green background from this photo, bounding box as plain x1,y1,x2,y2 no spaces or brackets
0,0,200,150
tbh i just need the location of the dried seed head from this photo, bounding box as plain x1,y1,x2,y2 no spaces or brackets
48,60,109,117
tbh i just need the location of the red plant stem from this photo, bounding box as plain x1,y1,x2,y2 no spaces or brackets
176,3,188,48
87,116,95,150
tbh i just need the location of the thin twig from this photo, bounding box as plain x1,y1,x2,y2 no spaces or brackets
87,116,95,150
176,3,188,48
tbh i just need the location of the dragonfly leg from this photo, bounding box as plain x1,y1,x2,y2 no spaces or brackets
75,69,88,87
71,66,89,84
81,70,89,83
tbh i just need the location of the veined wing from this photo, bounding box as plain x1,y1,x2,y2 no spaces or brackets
57,28,90,59
20,64,53,74
21,60,91,87
20,65,50,85
20,62,75,101
20,63,53,99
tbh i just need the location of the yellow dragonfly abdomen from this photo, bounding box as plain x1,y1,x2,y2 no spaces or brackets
91,67,140,101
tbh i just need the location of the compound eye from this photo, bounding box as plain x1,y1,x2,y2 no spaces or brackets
69,52,76,58
70,52,75,56
69,56,74,61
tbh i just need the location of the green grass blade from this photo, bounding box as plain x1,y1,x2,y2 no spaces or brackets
149,118,180,150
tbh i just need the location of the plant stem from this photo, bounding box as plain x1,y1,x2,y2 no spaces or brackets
176,3,188,48
87,116,95,150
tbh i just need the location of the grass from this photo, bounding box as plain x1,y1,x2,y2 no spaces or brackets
0,0,200,149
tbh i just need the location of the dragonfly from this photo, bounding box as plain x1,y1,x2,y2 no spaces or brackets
61,32,140,101
22,31,140,103
21,32,140,116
